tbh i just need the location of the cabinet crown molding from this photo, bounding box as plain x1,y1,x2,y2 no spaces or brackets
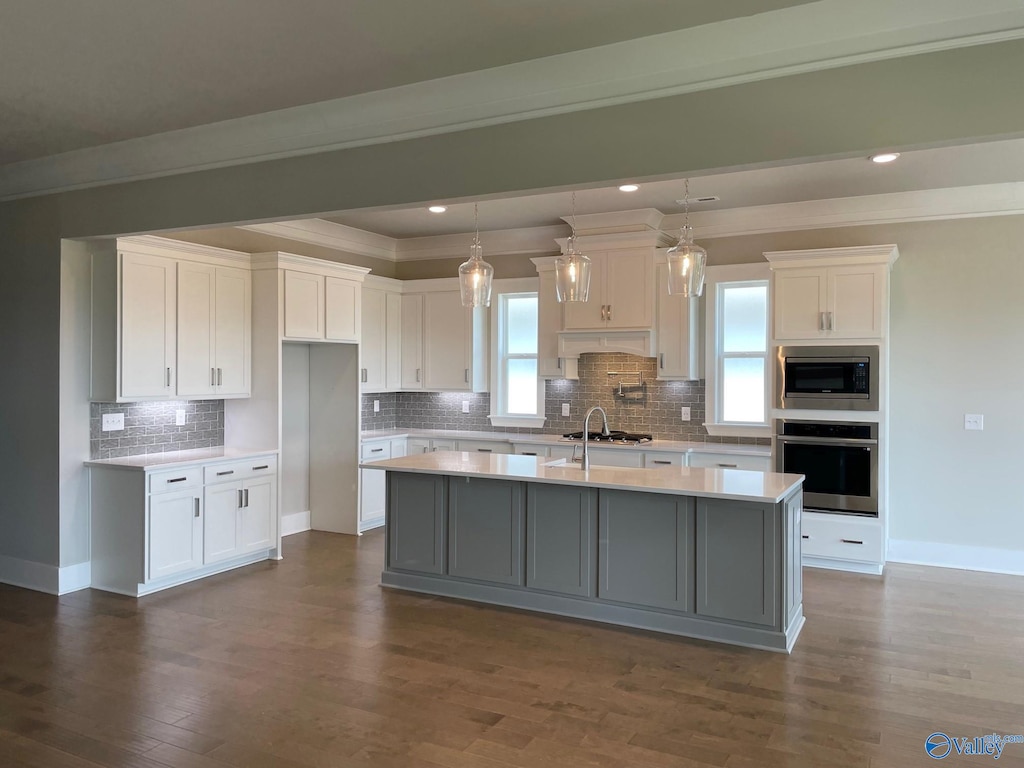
555,229,677,253
249,251,371,279
118,235,251,267
764,244,900,269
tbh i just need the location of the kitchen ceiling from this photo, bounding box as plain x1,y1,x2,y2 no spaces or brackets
0,0,816,165
316,138,1024,239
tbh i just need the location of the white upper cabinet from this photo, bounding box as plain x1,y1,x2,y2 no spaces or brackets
325,276,359,342
213,266,251,396
360,280,403,392
563,250,654,331
400,293,424,389
767,245,898,342
534,265,568,378
422,290,487,392
120,251,177,399
654,260,702,380
282,267,362,343
283,270,325,340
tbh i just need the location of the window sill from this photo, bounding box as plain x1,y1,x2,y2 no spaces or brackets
704,423,771,439
488,415,546,429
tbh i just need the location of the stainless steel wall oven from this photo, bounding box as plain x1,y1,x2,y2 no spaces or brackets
775,419,878,516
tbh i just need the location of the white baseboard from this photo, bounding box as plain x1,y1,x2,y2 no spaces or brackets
887,540,1024,576
58,561,92,594
0,554,59,594
803,555,884,575
281,510,311,537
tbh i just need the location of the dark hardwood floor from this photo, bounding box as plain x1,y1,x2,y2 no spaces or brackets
2,531,1024,767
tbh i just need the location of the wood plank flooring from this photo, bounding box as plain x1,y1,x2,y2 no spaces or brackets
2,531,1024,767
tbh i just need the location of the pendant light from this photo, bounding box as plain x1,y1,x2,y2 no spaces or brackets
554,191,592,302
666,178,707,298
459,203,494,307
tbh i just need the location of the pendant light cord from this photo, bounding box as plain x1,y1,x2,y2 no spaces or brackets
684,178,690,231
474,203,480,249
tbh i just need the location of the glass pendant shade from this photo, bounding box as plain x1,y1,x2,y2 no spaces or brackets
666,225,707,298
554,236,592,302
459,237,493,307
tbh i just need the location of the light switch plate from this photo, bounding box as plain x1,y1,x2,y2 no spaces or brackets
101,413,124,432
562,403,571,417
964,413,984,431
462,400,470,413
175,409,186,426
681,407,691,421
373,399,380,413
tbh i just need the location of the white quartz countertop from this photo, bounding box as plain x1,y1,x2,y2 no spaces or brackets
85,447,279,471
360,428,770,457
361,452,801,503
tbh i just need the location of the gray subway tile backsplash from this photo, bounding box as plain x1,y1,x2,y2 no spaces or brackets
90,400,225,459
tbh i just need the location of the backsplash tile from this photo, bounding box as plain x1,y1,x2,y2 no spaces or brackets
362,353,768,444
90,400,224,459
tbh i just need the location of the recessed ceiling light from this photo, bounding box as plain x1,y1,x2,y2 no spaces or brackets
428,205,447,213
618,184,640,192
870,153,900,164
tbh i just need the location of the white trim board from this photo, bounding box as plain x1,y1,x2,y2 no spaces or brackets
4,0,1024,200
281,511,312,537
0,555,59,594
887,539,1024,576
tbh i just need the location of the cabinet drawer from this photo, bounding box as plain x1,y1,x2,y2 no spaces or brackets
688,452,771,472
361,442,393,461
149,466,202,494
801,514,883,563
203,456,278,485
513,444,549,457
645,452,683,468
457,440,512,454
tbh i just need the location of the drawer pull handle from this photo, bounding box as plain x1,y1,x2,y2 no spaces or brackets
167,477,187,483
253,465,269,470
801,534,810,539
652,460,672,465
521,452,537,456
194,498,200,518
841,538,864,545
717,463,738,468
370,448,384,453
216,470,234,476
477,448,492,453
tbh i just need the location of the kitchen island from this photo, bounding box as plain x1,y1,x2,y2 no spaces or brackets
363,451,805,652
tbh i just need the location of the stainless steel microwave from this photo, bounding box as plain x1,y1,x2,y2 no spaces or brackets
775,345,878,411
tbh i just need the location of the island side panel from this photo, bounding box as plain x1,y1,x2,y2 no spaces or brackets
387,472,446,575
598,490,694,613
448,477,525,586
526,484,598,597
783,490,804,630
695,498,779,628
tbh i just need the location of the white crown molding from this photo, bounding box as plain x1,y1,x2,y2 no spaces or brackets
669,182,1024,240
557,230,678,253
395,225,565,261
565,208,665,235
4,0,1024,201
118,234,251,265
764,243,899,267
240,220,398,261
249,251,371,279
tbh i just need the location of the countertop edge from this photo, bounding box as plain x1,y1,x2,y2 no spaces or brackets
85,448,279,471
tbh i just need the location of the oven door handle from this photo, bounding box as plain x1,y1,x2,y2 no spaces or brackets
777,436,877,447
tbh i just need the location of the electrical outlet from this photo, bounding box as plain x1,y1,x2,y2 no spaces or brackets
562,403,571,417
964,413,984,431
101,413,124,432
175,409,186,426
681,406,691,421
462,400,470,414
373,399,380,413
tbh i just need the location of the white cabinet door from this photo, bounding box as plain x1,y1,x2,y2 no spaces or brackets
204,482,241,564
828,264,885,339
148,490,202,581
359,468,387,527
176,262,216,397
361,288,387,391
385,292,402,390
390,438,407,458
325,276,359,342
588,448,644,468
240,476,275,553
605,250,652,329
400,293,424,389
687,452,771,471
773,267,827,340
562,253,607,330
536,269,564,377
655,262,701,380
121,252,177,398
407,438,430,454
283,270,325,340
423,291,471,391
214,266,251,397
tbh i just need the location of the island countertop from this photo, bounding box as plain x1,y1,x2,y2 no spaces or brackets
361,451,802,504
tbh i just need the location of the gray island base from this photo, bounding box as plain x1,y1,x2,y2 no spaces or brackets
365,453,805,653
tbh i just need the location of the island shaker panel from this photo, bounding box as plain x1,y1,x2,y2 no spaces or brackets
448,477,524,585
387,473,446,574
526,484,597,597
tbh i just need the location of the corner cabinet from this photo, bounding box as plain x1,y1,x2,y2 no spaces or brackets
90,237,253,402
767,245,899,341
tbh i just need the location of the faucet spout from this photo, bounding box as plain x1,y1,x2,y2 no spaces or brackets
580,406,610,471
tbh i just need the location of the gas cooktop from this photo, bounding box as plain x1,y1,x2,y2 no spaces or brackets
561,430,653,444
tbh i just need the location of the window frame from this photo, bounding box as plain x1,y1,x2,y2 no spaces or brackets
703,263,772,438
488,278,545,428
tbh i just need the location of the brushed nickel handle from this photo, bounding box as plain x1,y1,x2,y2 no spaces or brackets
607,305,612,322
253,465,269,470
166,367,171,387
244,489,249,508
828,312,835,331
477,448,492,453
194,498,200,518
652,460,672,465
416,368,421,382
521,452,537,456
370,448,384,453
659,353,664,369
841,538,864,545
717,463,738,468
464,368,469,383
167,477,187,483
238,489,244,507
819,312,826,331
216,470,234,476
211,367,216,386
217,367,223,385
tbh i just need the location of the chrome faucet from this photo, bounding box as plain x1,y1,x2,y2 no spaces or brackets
579,406,610,471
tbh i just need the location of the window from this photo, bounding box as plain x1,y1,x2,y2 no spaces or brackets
489,282,545,427
704,264,771,436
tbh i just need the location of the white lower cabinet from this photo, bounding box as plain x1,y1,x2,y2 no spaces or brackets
90,453,278,597
687,452,771,472
457,440,512,454
800,511,884,568
360,440,392,532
